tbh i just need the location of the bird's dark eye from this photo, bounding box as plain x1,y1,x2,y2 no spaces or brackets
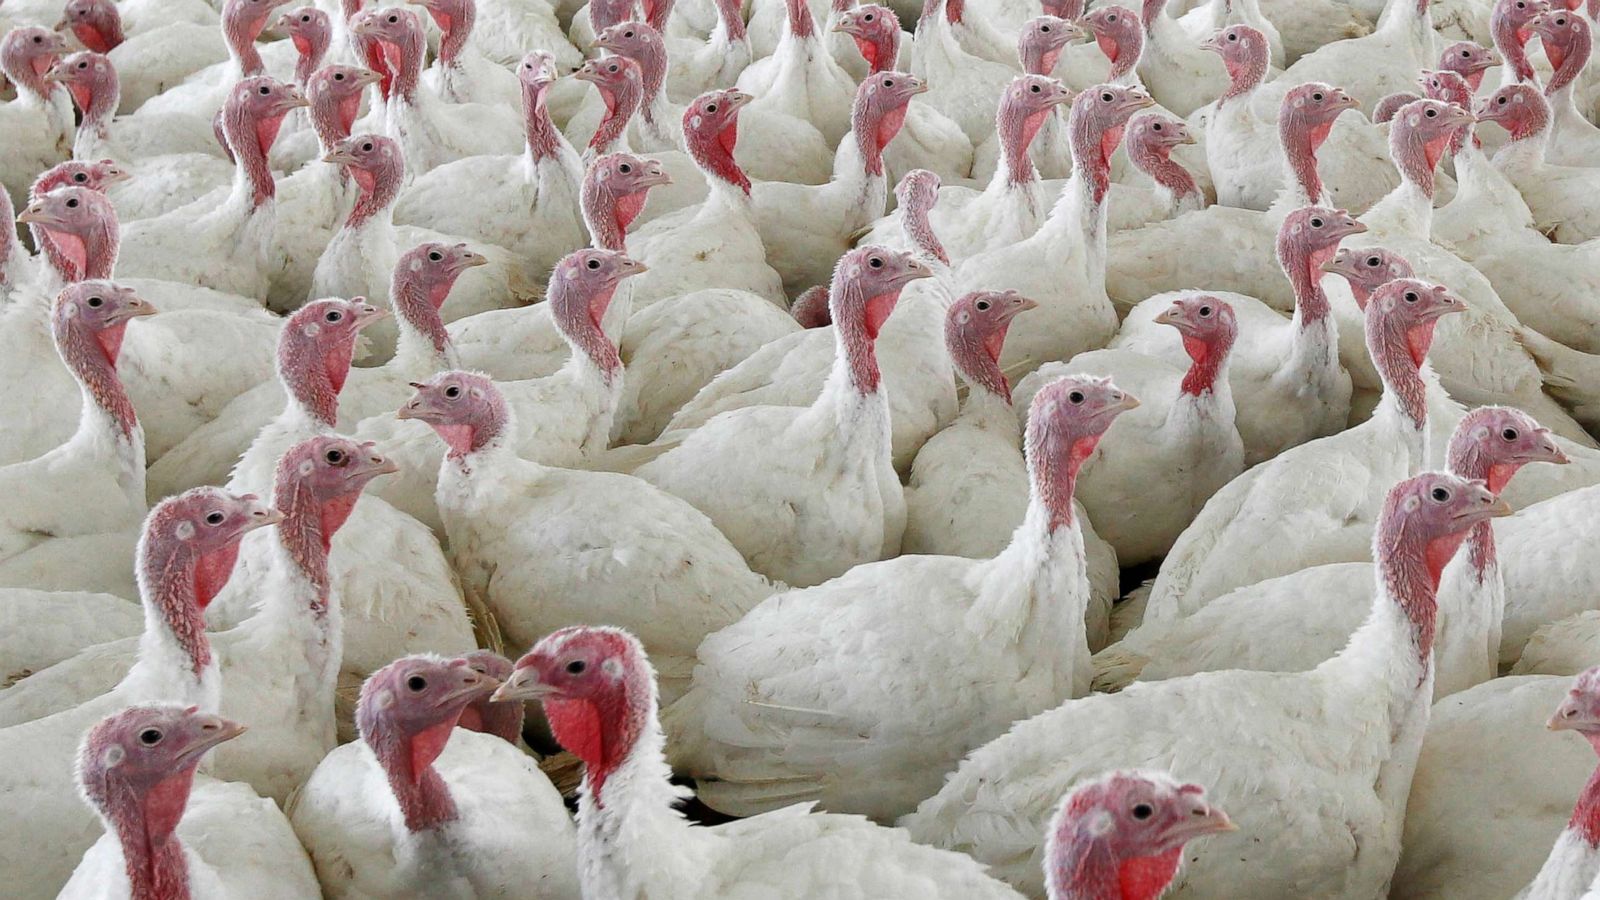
1404,291,1419,303
1425,107,1437,117
1310,217,1324,228
1038,23,1048,30
1502,427,1519,441
1461,49,1471,57
1106,12,1116,20
566,659,587,674
1199,305,1212,317
1431,487,1450,502
976,299,991,310
326,310,343,322
334,72,345,80
86,295,103,308
78,60,88,68
883,78,894,87
1152,122,1163,130
407,675,427,691
868,256,883,268
444,384,462,398
619,163,632,173
608,64,618,71
1068,390,1085,404
1498,95,1508,104
361,142,373,151
32,35,42,42
428,250,443,261
205,511,225,525
1030,83,1041,93
73,173,87,182
1227,32,1237,40
139,728,162,745
302,14,310,20
387,13,397,21
325,448,346,465
1312,92,1324,102
586,258,601,270
66,197,79,208
1366,256,1380,266
1100,91,1113,101
624,29,633,36
259,85,270,95
864,12,875,19
1132,803,1153,820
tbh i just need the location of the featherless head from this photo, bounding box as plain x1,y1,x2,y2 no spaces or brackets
587,151,673,198
57,0,123,53
1125,112,1194,165
1448,407,1566,492
835,5,900,74
348,4,421,43
140,486,283,608
1017,16,1081,76
77,704,245,826
1322,246,1413,309
277,298,384,421
1365,278,1463,369
1277,206,1365,273
1390,98,1475,170
1155,294,1236,364
46,50,116,110
222,0,295,38
457,651,525,744
1529,7,1589,70
791,285,833,328
1070,83,1154,143
272,435,396,522
1550,666,1600,735
0,27,67,90
1478,82,1549,140
357,653,498,749
682,88,752,190
32,159,128,198
1083,5,1142,75
1044,770,1233,900
830,245,931,339
516,49,558,89
1438,40,1499,86
575,53,642,97
395,241,488,308
1374,92,1420,124
594,20,665,66
1001,74,1074,129
1378,471,1510,584
945,289,1037,401
278,5,330,41
895,168,942,214
226,75,309,139
1279,82,1359,142
52,279,154,365
853,71,926,170
398,370,509,456
324,133,404,185
18,185,119,281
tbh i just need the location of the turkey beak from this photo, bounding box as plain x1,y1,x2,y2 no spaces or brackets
16,201,59,227
443,670,501,707
398,385,435,421
1112,390,1140,412
1166,802,1237,843
638,164,673,188
116,296,159,322
282,85,311,109
1523,432,1570,466
723,89,755,112
1176,126,1197,145
907,75,929,95
830,17,853,32
323,145,359,165
1549,697,1600,732
352,302,389,329
1330,90,1360,112
357,444,401,478
1199,32,1225,53
175,715,249,766
458,251,490,269
100,165,132,186
1153,305,1183,326
241,495,287,531
1446,105,1476,128
617,254,649,277
353,68,384,89
1331,218,1368,241
1485,48,1503,67
492,668,558,702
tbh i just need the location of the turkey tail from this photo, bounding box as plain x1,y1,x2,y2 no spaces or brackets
538,752,587,798
1089,643,1150,694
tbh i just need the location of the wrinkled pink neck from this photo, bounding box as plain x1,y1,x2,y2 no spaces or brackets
1393,127,1443,201
785,0,817,39
590,78,642,154
1141,0,1165,27
834,284,892,395
1220,45,1269,102
425,0,472,69
855,25,899,74
791,286,832,327
620,41,667,111
0,193,14,287
4,51,57,103
1544,24,1590,96
56,314,139,440
1180,330,1232,397
1043,0,1085,16
385,24,425,101
952,331,1012,403
1028,420,1104,533
309,88,362,153
521,79,562,160
689,121,751,194
224,7,268,75
1447,441,1514,579
1099,27,1142,80
291,32,329,85
1492,10,1537,83
1070,110,1120,207
551,280,624,383
1049,836,1182,900
369,720,461,833
900,197,949,264
345,160,402,229
273,480,346,620
999,102,1050,186
222,103,283,209
1501,103,1551,142
100,770,197,900
590,0,636,34
1377,524,1456,669
278,335,349,427
1279,120,1328,204
1372,319,1430,431
1571,737,1600,847
142,540,224,679
945,0,966,23
581,181,649,252
394,272,456,362
644,0,674,33
1281,241,1334,325
74,71,120,144
1129,139,1197,202
1019,36,1064,76
72,13,125,53
714,0,747,41
39,214,119,284
853,95,906,179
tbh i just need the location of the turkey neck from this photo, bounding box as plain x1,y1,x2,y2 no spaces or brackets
1367,121,1449,236
688,116,752,206
72,68,123,160
589,0,635,36
1047,829,1182,900
35,205,119,289
289,25,328,86
1099,25,1143,83
221,93,282,210
1366,308,1431,471
520,76,567,170
1542,22,1590,129
782,0,818,42
1491,5,1539,86
618,38,672,140
1431,435,1512,696
427,0,472,74
134,523,229,709
996,96,1050,189
1217,38,1268,104
550,276,625,387
343,157,402,231
93,765,200,900
223,0,272,76
1524,745,1600,899
1128,139,1198,210
52,300,144,477
365,711,461,834
385,18,426,103
1375,0,1432,50
277,328,351,432
582,179,648,252
855,19,899,74
711,0,747,45
1277,114,1329,208
309,86,361,156
900,194,950,267
825,94,902,228
1036,105,1122,289
588,73,642,156
1491,99,1553,175
391,270,459,373
811,277,895,455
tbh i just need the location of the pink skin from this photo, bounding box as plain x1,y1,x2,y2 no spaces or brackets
823,245,933,394
588,0,638,38
834,5,901,75
641,0,674,34
1044,771,1234,900
1446,406,1565,582
1321,246,1414,310
581,152,673,251
540,248,648,383
76,706,248,900
349,6,426,102
1491,0,1550,85
355,655,500,833
30,158,128,199
1530,9,1592,96
0,190,14,288
1069,84,1157,206
1201,25,1269,104
682,88,754,194
0,27,68,104
595,21,669,120
271,435,398,618
47,50,129,134
1438,41,1499,92
1017,16,1083,77
56,0,124,54
277,7,331,86
1374,92,1421,124
895,168,948,265
710,0,747,44
393,241,486,359
1277,83,1361,206
305,65,381,154
324,133,405,229
275,298,387,427
782,0,816,40
1365,278,1465,431
1273,206,1363,325
16,185,120,283
1027,376,1140,530
1375,472,1513,673
1041,0,1086,18
456,651,524,744
515,51,564,163
1476,83,1550,141
944,289,1039,403
1156,295,1236,397
397,370,511,459
996,74,1074,186
575,55,644,155
1549,665,1600,846
141,489,284,679
850,72,929,177
1387,99,1476,201
1083,6,1144,82
790,285,832,327
1124,113,1198,203
1418,69,1476,153
50,280,155,439
214,75,308,207
220,0,295,76
406,0,474,70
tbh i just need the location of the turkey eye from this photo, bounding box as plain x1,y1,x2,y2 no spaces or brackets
566,659,587,674
444,385,462,398
608,64,618,71
361,142,373,151
387,13,397,21
73,173,86,182
1498,96,1508,104
428,250,443,261
1106,13,1116,20
1425,107,1437,117
260,85,270,94
705,103,718,113
1030,84,1041,92
325,448,346,465
1068,390,1085,404
326,310,343,322
86,295,103,307
302,14,310,20
334,72,345,80
1431,487,1450,502
1152,122,1162,130
1403,291,1418,303
1366,257,1380,266
868,256,883,268
407,675,427,691
975,299,991,310
1311,92,1324,101
1039,23,1047,30
883,78,894,87
624,30,633,36
1100,91,1113,101
139,729,162,746
586,258,601,270
1310,217,1323,228
205,511,225,525
1461,49,1471,57
1132,803,1153,820
1199,305,1212,317
619,163,632,173
1502,427,1519,441
864,12,875,19
66,197,78,208
78,61,87,68
1227,32,1236,40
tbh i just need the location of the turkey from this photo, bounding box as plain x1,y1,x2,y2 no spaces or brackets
1519,665,1600,899
664,371,1137,822
55,0,229,115
1479,84,1600,245
636,246,929,588
398,371,778,704
495,626,1032,899
904,471,1512,897
0,27,73,207
1528,7,1600,167
288,654,581,899
59,705,320,900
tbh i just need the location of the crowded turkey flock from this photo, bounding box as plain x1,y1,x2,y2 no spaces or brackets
12,0,1600,893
